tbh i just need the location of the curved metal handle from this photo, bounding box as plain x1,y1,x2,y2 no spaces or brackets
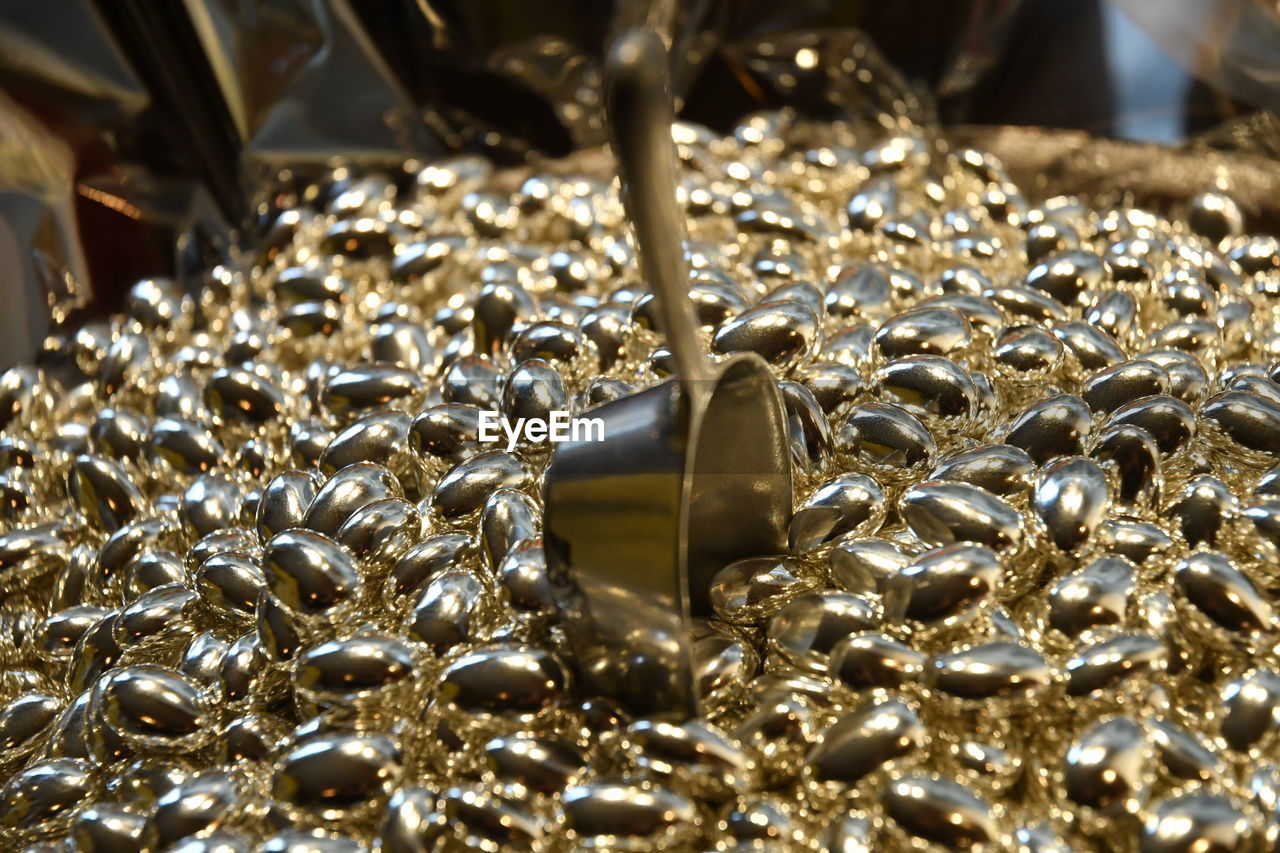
605,28,711,387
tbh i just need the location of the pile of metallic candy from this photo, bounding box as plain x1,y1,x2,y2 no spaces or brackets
2,108,1280,852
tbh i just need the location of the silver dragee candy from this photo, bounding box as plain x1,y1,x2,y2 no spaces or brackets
1033,457,1110,553
3,87,1280,853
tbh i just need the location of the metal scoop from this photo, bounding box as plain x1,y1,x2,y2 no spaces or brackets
543,28,792,717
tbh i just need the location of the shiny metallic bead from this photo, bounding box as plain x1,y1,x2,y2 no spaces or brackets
930,641,1051,700
1091,424,1162,512
580,304,632,369
1145,350,1208,404
261,830,365,853
1147,719,1223,784
804,698,923,789
900,481,1022,554
256,591,303,663
1088,289,1138,341
1048,557,1135,639
185,528,255,575
443,357,503,409
716,796,803,849
263,529,360,618
180,474,243,538
1220,669,1280,754
1062,717,1152,819
0,758,97,833
71,803,146,852
1174,551,1272,639
1054,318,1126,368
623,718,756,799
437,645,566,719
823,323,876,369
1025,221,1080,264
257,470,321,541
875,306,971,358
67,611,123,693
91,665,210,752
205,366,285,424
839,402,936,474
846,177,898,231
0,524,69,588
372,319,437,373
983,284,1068,324
882,773,998,851
407,569,488,653
1168,475,1235,549
303,462,402,536
321,217,392,257
1141,790,1258,853
319,411,411,474
1107,395,1195,456
273,734,402,821
1033,457,1109,552
1187,192,1244,243
826,263,891,320
713,301,818,371
994,325,1064,378
788,474,885,553
510,323,599,379
474,281,535,357
294,634,417,706
498,539,555,615
100,332,151,397
795,361,862,421
692,631,758,707
1004,393,1092,464
180,631,229,695
409,404,483,462
891,543,1002,626
502,359,568,435
437,786,541,851
0,693,62,760
387,533,476,600
709,556,814,625
1200,390,1280,460
322,365,425,421
0,364,49,429
274,267,345,306
430,451,528,519
871,356,978,427
561,781,698,852
817,813,876,853
377,787,448,853
1245,499,1280,564
149,418,224,474
480,488,540,571
89,407,149,463
830,632,927,691
1067,632,1166,696
768,591,877,673
828,537,912,596
114,583,197,646
335,498,423,568
1025,249,1104,307
67,454,145,533
929,444,1034,498
483,734,585,796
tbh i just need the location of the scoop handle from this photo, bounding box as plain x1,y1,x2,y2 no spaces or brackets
606,28,710,387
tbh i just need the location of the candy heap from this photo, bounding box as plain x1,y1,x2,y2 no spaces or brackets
1,110,1280,851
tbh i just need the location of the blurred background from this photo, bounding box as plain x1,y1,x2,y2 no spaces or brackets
1,0,1279,368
